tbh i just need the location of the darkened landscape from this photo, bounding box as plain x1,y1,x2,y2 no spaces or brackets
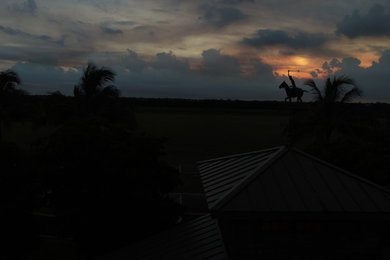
2,0,390,259
2,82,390,258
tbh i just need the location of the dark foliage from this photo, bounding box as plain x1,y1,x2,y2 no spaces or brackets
0,142,38,259
37,116,182,255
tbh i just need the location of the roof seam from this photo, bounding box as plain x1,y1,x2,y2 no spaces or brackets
292,151,326,211
211,146,287,211
281,158,309,211
292,148,390,195
309,157,346,211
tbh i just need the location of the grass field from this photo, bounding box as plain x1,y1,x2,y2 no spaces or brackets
4,108,289,166
135,108,289,166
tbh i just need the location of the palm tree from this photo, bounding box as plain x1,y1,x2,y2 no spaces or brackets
0,70,23,143
0,70,22,98
74,63,119,99
304,75,362,105
303,75,362,143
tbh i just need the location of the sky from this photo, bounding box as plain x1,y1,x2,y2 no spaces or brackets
1,0,390,101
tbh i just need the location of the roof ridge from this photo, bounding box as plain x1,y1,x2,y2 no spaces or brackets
292,148,390,196
211,146,288,211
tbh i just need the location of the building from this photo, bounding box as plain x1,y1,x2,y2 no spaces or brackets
104,146,390,259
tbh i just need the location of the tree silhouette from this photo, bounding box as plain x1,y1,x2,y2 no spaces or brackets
304,75,361,105
40,117,181,256
74,63,119,99
285,75,362,144
0,70,22,97
304,75,362,143
0,70,25,143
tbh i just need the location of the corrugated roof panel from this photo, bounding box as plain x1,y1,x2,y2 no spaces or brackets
293,152,344,211
270,161,307,211
360,185,390,211
260,168,290,211
295,150,390,212
103,214,228,260
208,147,390,213
280,152,325,211
337,175,379,211
198,147,283,210
312,158,361,211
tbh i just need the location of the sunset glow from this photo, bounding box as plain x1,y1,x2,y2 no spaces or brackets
0,0,389,100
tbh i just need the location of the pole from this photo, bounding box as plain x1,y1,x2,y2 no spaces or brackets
288,70,300,76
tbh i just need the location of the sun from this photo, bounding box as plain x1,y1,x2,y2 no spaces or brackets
293,56,309,66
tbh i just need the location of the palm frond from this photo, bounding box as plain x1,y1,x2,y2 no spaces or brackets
304,79,323,101
101,85,120,98
0,70,22,94
340,87,362,103
73,85,83,97
76,63,116,98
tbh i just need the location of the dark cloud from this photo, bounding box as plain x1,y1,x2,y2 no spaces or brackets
11,62,81,95
0,44,87,66
0,25,64,45
219,0,255,4
100,26,123,34
320,50,390,100
152,51,190,72
279,50,296,56
131,26,150,31
8,0,37,15
116,49,276,99
113,21,136,26
322,61,332,73
199,4,247,27
249,57,275,81
7,49,278,100
337,4,390,38
329,58,341,68
120,49,147,72
201,49,241,75
243,29,328,49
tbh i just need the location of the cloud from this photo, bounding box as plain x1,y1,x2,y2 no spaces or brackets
319,50,390,100
113,21,136,26
100,26,123,34
8,0,37,15
0,44,87,66
0,25,64,45
11,62,81,95
243,29,328,49
249,58,275,81
199,4,247,27
337,4,390,38
119,49,147,72
219,0,255,4
7,49,279,100
152,51,190,72
201,49,241,76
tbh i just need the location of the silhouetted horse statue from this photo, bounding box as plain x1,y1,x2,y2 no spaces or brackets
279,81,306,103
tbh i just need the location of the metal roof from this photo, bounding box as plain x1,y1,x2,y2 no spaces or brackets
198,146,390,212
102,214,228,260
197,146,284,210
